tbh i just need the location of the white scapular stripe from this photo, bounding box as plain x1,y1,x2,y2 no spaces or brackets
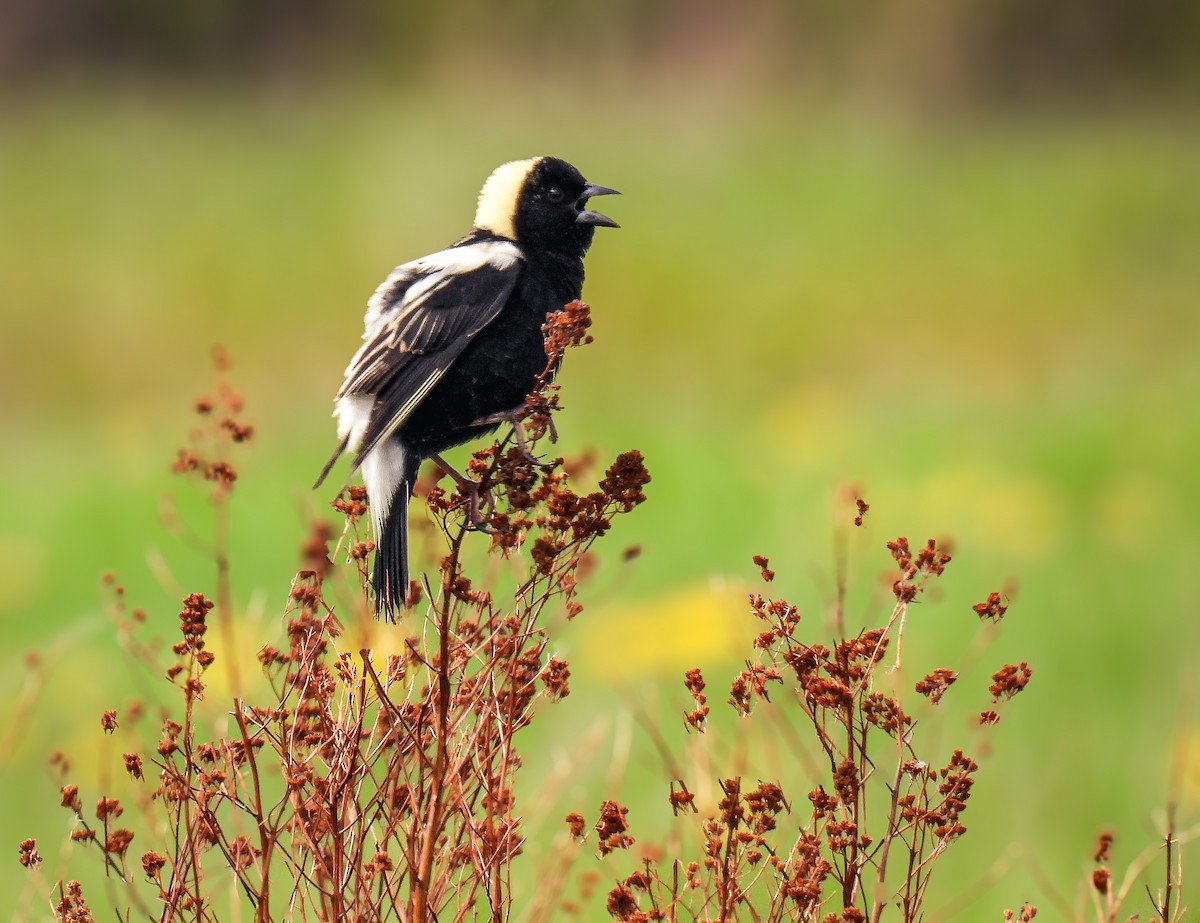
363,239,522,332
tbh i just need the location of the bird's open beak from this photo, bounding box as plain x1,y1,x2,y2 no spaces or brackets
576,184,621,228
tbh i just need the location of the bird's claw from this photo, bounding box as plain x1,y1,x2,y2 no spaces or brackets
470,407,557,465
431,453,496,529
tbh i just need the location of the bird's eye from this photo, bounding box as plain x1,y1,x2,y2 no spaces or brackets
546,186,565,203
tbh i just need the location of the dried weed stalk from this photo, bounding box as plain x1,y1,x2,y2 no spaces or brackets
22,302,650,923
17,303,1191,922
569,528,1034,922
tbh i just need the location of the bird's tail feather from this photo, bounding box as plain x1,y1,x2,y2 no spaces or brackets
373,490,408,621
313,434,350,490
367,447,422,621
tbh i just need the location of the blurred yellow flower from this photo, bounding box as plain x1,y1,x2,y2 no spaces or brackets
575,582,747,679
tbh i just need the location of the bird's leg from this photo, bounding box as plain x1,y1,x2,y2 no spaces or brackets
469,406,556,463
469,406,525,430
430,454,494,530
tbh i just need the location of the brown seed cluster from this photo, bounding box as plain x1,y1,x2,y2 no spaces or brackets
594,800,635,856
172,380,252,492
123,753,143,780
428,439,649,609
989,662,1033,702
165,593,215,701
540,656,571,701
1090,829,1115,896
669,781,697,815
887,536,952,602
862,691,912,735
506,300,595,444
332,483,370,519
893,753,976,841
683,668,710,731
783,833,832,915
824,909,866,922
915,668,958,705
729,663,783,716
565,812,587,839
51,772,137,873
141,850,167,878
18,838,41,868
972,590,1009,621
542,299,594,361
752,554,776,582
54,881,95,923
300,519,336,581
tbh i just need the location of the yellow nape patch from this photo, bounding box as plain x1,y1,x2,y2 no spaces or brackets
474,157,541,240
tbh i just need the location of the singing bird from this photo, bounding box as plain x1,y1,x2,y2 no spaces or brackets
316,157,620,617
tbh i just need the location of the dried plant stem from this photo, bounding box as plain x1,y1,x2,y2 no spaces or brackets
233,701,271,922
412,526,466,923
869,747,908,923
215,497,242,700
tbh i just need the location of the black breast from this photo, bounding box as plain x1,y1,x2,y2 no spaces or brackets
399,251,585,457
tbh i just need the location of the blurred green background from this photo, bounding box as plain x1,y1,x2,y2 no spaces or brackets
4,1,1200,918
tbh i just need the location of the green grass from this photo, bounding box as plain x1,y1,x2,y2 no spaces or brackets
3,86,1200,919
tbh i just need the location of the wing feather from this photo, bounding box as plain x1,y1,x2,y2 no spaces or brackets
325,238,523,478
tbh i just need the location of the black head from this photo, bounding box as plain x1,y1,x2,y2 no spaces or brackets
474,156,620,256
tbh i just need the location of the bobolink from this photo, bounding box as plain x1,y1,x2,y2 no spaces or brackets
316,157,620,618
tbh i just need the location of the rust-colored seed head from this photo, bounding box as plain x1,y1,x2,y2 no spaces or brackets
123,753,143,780
541,657,572,700
142,851,167,878
752,554,775,582
973,591,1009,621
542,300,594,361
915,669,958,704
594,800,635,855
886,536,912,568
18,838,42,868
104,829,135,856
565,812,587,839
669,782,698,815
60,785,82,813
605,884,639,921
989,662,1033,701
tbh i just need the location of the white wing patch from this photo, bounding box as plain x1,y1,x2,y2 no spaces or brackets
334,393,375,451
362,239,522,334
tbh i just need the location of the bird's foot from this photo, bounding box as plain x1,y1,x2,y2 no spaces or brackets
470,406,556,464
430,453,496,532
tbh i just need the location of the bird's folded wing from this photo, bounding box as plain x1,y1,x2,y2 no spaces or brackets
338,240,524,470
